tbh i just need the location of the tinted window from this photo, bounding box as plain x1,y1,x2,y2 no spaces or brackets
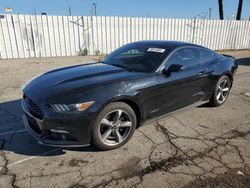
165,48,200,68
103,44,168,73
120,49,144,57
200,49,215,63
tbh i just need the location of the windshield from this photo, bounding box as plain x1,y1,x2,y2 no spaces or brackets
102,44,168,73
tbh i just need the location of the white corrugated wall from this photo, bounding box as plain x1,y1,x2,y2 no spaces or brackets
0,14,250,59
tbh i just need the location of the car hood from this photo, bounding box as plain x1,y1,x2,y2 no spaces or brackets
24,62,143,103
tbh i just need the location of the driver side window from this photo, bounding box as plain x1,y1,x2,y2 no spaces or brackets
165,48,200,69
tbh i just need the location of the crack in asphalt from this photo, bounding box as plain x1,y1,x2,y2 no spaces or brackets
0,115,249,188
136,130,157,144
0,138,18,188
4,115,249,188
183,167,250,188
72,119,250,188
154,121,250,186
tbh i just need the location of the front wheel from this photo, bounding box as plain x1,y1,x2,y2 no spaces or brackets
91,102,137,150
209,75,231,107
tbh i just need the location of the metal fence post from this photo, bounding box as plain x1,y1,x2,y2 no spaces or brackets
192,17,196,44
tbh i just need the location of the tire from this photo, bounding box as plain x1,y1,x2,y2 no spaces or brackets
209,75,231,107
91,102,137,150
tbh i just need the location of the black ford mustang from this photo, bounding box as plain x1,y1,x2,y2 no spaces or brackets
22,41,238,150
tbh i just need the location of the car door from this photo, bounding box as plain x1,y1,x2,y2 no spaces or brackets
199,48,218,96
155,47,208,116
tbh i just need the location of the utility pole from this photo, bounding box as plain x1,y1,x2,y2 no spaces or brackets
68,5,71,16
209,8,212,19
92,3,97,16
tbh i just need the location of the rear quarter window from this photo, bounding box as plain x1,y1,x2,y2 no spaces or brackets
165,47,201,69
200,49,216,63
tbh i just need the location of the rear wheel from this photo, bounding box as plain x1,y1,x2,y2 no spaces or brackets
209,75,231,107
92,102,137,150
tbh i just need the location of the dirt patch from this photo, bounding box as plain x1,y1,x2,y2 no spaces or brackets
231,130,249,137
139,156,185,176
68,159,89,167
70,184,86,188
241,92,250,98
184,168,250,188
118,156,141,177
58,160,64,167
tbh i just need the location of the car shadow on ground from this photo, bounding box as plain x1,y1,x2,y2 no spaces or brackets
236,57,250,66
0,99,100,157
196,103,212,108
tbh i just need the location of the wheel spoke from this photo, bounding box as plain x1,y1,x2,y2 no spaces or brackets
114,130,123,143
102,128,112,142
221,80,227,88
217,92,221,100
119,121,132,128
114,110,123,123
221,93,226,100
223,87,229,92
101,118,112,127
219,93,224,101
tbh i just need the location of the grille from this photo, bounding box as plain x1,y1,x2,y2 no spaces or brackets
24,96,44,119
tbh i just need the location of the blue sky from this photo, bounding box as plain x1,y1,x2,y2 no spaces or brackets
0,0,249,20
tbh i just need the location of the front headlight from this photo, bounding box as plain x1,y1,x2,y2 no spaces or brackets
51,101,95,112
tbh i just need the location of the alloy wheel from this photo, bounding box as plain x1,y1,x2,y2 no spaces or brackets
98,109,133,146
216,79,230,103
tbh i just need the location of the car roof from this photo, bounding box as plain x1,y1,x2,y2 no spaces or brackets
130,40,206,51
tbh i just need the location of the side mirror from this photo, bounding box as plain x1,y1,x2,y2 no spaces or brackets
168,64,184,72
162,64,184,76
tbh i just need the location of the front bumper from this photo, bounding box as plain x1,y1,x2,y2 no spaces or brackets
21,99,96,147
